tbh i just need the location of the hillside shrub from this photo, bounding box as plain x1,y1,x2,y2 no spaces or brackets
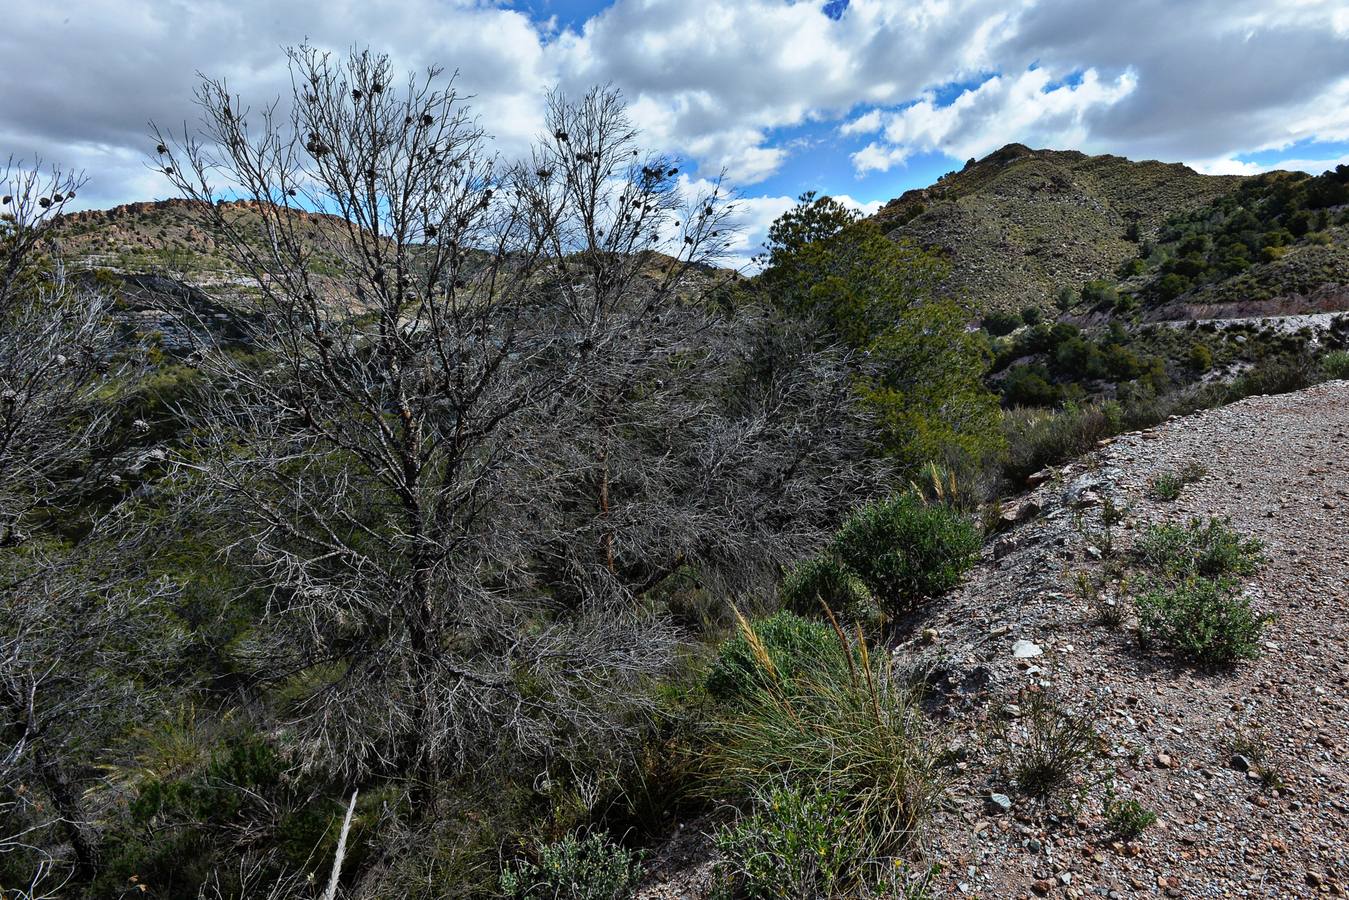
1321,350,1349,380
705,611,843,703
1002,401,1121,483
706,619,941,871
982,310,1022,336
1188,343,1213,372
1005,690,1106,806
831,494,981,616
780,556,876,625
1001,365,1061,408
713,784,871,899
1135,517,1264,579
498,831,643,900
1134,577,1270,666
1104,792,1157,839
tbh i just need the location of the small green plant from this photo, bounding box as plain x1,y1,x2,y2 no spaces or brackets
1148,471,1184,501
499,831,643,900
1224,725,1285,790
713,784,936,899
1073,569,1123,628
1103,789,1157,839
1095,496,1127,556
713,784,870,898
1135,517,1264,579
705,611,843,703
1322,349,1349,380
780,556,876,625
1004,690,1106,807
1147,462,1208,501
1134,577,1271,666
831,493,981,616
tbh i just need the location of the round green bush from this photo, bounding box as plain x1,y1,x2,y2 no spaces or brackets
705,611,843,703
780,556,876,625
830,494,981,616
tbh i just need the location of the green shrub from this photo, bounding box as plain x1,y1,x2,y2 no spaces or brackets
499,831,643,900
1147,462,1207,501
1001,365,1061,408
1002,401,1122,482
705,611,843,703
1005,691,1105,805
1188,343,1213,372
1135,517,1264,579
1322,350,1349,380
1135,577,1270,666
706,619,941,866
982,310,1022,336
831,494,980,616
1222,355,1317,403
780,556,876,625
713,784,871,898
1103,792,1157,839
1147,472,1184,502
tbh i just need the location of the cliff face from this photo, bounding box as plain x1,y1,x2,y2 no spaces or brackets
872,145,1245,314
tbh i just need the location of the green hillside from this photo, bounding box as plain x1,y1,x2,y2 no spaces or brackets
873,144,1245,313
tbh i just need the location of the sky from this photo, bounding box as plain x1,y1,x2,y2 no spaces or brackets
5,0,1349,268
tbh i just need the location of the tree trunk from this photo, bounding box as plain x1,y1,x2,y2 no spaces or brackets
35,745,97,882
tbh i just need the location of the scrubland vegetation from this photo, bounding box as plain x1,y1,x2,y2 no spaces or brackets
1,44,1337,900
0,47,996,899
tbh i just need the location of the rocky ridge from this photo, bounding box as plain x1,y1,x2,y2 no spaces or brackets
871,145,1244,315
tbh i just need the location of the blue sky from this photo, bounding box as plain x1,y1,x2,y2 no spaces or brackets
4,0,1349,266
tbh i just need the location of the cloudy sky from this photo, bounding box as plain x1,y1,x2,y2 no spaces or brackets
5,0,1349,265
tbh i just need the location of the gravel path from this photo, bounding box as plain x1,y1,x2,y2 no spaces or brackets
913,379,1349,899
640,382,1349,899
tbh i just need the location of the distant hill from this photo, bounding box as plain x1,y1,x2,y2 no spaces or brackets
873,144,1246,314
1123,167,1349,321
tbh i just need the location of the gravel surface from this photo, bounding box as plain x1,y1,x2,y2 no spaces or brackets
641,381,1349,899
912,380,1349,899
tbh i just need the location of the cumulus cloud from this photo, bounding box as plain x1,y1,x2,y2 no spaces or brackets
0,0,553,209
3,0,1349,218
849,66,1138,174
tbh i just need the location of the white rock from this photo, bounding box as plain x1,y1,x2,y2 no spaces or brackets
1012,639,1043,659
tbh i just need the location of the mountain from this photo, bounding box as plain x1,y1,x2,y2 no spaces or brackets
873,143,1246,313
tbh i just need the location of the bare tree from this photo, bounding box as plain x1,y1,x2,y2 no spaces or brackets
153,46,885,797
0,160,179,891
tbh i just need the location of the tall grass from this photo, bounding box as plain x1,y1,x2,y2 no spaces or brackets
703,612,943,884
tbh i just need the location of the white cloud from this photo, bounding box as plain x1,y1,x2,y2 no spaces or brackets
1190,153,1349,177
849,66,1138,175
3,0,1349,211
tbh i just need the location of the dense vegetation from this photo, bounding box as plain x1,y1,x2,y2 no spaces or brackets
0,49,1003,900
4,47,1346,900
1131,166,1349,306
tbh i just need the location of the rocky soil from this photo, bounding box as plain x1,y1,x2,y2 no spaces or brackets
911,380,1349,899
643,381,1349,899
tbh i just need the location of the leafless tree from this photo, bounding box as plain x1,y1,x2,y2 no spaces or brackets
153,46,887,797
0,160,180,891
